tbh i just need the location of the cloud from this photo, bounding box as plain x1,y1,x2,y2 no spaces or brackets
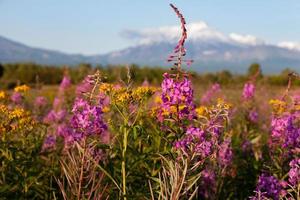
121,21,228,44
202,50,217,56
229,33,264,46
121,21,300,52
121,24,181,44
277,41,300,51
121,21,264,46
186,22,227,41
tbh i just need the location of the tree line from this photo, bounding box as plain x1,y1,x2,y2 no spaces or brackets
0,62,298,89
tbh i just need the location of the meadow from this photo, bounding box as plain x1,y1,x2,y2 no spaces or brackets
1,4,300,200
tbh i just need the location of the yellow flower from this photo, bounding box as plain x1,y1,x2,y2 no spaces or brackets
217,98,224,105
154,95,162,104
0,91,5,99
217,98,232,109
269,99,286,114
170,105,178,113
161,105,179,116
150,107,159,117
113,86,126,94
9,108,26,119
116,92,131,103
132,86,156,101
0,105,34,131
102,106,110,113
99,83,112,94
179,105,186,111
294,105,300,111
196,106,207,116
224,103,232,110
161,107,171,116
0,104,8,113
14,85,30,93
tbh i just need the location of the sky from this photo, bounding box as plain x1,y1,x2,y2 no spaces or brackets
1,0,300,55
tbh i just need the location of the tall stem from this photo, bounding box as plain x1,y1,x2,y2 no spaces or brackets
77,138,86,200
122,127,129,200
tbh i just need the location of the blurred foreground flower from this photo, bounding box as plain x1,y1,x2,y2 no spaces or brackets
242,83,255,100
11,92,22,104
0,91,5,99
14,84,30,93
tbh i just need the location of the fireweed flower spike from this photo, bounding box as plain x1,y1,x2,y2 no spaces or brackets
42,135,56,151
269,111,300,152
44,74,71,124
248,109,259,123
168,4,193,70
157,4,195,125
252,174,286,200
35,96,48,107
59,74,71,91
242,82,255,100
242,69,260,101
59,71,108,145
43,75,71,149
11,92,22,104
158,73,195,122
76,71,103,101
69,97,107,141
218,138,233,166
33,96,48,121
280,72,300,101
288,158,300,186
156,5,211,199
157,6,235,199
76,76,94,97
269,72,300,151
201,83,221,104
250,74,300,199
10,84,30,105
199,169,216,199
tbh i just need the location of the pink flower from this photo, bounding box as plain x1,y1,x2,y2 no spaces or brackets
218,139,233,166
242,83,255,100
35,96,48,107
69,98,107,140
201,83,221,104
288,158,300,186
11,92,22,104
59,75,71,91
157,73,195,122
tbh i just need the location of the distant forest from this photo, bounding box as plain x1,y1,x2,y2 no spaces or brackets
0,62,299,89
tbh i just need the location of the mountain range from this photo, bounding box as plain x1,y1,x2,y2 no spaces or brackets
1,34,300,73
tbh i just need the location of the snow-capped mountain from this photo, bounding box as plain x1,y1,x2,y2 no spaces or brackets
1,21,300,73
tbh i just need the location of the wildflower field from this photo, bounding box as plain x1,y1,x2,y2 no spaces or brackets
1,4,300,200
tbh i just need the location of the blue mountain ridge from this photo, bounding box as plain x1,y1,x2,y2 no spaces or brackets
1,35,300,73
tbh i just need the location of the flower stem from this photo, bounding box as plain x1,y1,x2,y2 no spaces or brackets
77,139,86,200
122,127,129,200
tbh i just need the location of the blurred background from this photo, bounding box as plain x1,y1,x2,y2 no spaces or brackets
1,0,300,88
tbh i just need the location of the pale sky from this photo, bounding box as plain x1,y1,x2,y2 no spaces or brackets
1,0,300,54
